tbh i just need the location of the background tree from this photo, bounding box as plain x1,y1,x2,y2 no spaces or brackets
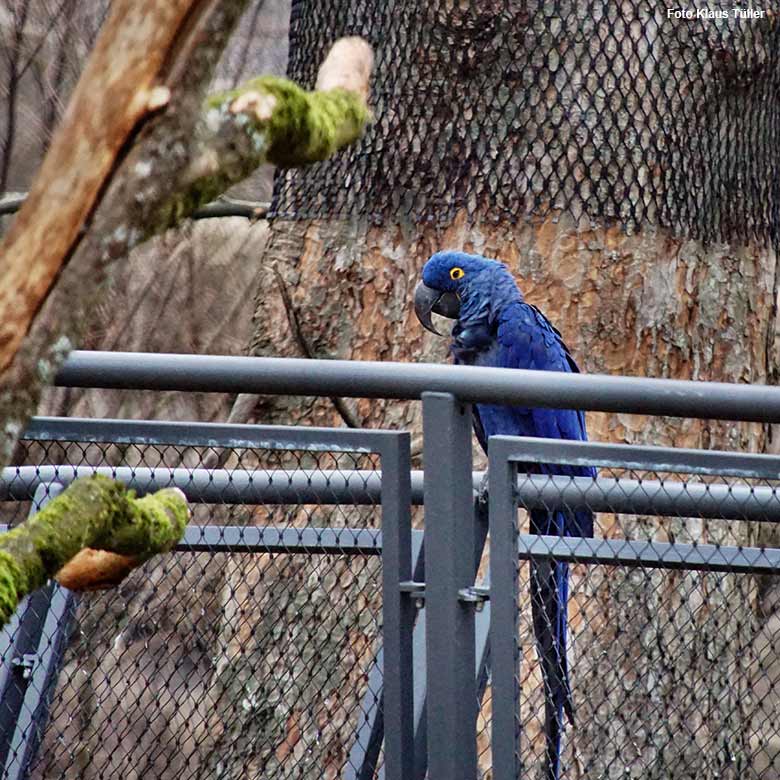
240,2,780,778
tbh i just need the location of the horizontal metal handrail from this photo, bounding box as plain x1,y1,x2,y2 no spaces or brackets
490,434,780,479
517,534,780,574
3,465,780,523
22,416,399,453
55,351,780,422
0,466,391,504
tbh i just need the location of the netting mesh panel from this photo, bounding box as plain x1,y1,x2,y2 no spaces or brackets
272,1,780,245
504,465,780,780
2,438,384,780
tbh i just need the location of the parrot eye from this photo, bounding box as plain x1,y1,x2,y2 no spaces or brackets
449,267,465,280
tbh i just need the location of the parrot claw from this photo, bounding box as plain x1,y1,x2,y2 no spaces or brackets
476,472,490,506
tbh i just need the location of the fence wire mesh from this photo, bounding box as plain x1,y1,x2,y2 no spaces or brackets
271,0,780,245
502,457,780,780
1,435,386,780
6,426,780,780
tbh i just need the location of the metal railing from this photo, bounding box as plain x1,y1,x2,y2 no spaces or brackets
1,417,412,780
2,352,780,780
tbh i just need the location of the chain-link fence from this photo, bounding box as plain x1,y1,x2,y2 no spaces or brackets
5,359,780,780
272,0,780,245
488,435,780,780
0,420,412,780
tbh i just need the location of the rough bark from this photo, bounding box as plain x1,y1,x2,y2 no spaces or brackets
0,476,188,627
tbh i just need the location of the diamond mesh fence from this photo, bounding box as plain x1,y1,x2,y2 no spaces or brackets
272,0,780,245
1,433,387,780
494,453,780,780
5,427,780,779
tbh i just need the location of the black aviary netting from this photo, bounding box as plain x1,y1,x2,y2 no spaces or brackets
272,1,780,246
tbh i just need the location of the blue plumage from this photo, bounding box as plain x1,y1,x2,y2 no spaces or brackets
417,250,595,780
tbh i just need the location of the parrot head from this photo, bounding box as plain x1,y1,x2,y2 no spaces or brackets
414,250,505,335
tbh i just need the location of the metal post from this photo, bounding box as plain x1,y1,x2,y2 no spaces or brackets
411,497,491,780
0,483,77,780
422,392,477,780
473,498,492,704
347,532,424,780
488,443,521,780
380,433,414,780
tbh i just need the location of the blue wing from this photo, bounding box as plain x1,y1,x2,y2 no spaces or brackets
470,301,594,475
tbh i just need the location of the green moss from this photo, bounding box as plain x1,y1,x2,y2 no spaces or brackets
210,76,371,168
0,550,24,626
150,76,369,235
110,488,188,558
148,173,233,237
0,477,188,628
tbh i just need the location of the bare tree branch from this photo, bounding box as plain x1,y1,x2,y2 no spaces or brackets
1,194,270,218
230,0,267,88
0,0,31,192
0,31,371,372
15,0,71,82
273,266,361,429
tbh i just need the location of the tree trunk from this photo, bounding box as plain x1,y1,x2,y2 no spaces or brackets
223,1,780,778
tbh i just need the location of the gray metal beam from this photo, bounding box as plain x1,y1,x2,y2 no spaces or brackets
489,454,522,780
423,393,477,780
55,351,780,422
5,466,780,524
3,520,773,573
378,433,414,780
515,473,780,522
492,434,780,479
179,524,384,554
345,533,425,780
1,465,392,504
406,498,492,780
0,522,425,556
517,533,780,574
23,416,399,453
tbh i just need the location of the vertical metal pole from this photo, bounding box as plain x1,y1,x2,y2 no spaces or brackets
381,433,414,780
473,498,492,701
422,392,477,780
412,497,490,780
0,483,75,780
489,444,521,780
348,532,424,780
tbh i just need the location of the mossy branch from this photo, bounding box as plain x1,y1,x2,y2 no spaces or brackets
0,475,188,627
153,37,373,234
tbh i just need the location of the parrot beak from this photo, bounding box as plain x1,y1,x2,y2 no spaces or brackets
414,281,461,336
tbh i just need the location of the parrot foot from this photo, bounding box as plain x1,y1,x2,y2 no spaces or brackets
476,472,490,507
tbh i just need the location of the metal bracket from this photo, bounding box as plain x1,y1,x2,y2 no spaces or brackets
457,585,490,611
11,654,37,680
399,580,425,594
399,580,426,608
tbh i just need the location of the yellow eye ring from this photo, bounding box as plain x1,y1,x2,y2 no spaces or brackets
449,267,465,280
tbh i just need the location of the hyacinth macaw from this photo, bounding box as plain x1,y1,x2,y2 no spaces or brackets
414,250,595,780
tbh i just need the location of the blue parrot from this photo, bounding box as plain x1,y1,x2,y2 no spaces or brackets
414,250,595,780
